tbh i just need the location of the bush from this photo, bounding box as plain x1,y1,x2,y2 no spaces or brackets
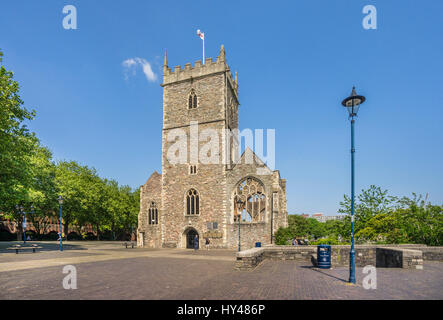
311,238,344,245
274,227,294,245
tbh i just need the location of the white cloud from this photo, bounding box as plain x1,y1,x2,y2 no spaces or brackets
122,57,157,82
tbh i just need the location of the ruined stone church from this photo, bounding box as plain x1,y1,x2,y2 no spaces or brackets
137,46,288,249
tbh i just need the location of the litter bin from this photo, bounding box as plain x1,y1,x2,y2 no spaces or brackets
255,242,262,248
317,244,331,269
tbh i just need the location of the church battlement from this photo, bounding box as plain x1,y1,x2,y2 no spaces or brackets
162,45,238,92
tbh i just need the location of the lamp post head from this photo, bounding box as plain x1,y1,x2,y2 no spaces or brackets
58,195,64,205
341,86,366,118
236,198,244,218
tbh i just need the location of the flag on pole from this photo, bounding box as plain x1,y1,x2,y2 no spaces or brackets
196,29,205,63
197,29,204,40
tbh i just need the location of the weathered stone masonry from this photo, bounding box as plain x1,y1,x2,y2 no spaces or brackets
235,245,443,270
137,46,288,249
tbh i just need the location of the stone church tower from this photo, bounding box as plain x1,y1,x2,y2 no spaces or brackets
137,46,288,249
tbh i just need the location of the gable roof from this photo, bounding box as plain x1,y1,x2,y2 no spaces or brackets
142,171,162,189
233,147,273,175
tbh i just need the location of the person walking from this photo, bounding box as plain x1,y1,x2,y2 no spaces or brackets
205,237,210,250
193,234,199,251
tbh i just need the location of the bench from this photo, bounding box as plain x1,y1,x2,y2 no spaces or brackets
123,242,135,249
6,244,43,254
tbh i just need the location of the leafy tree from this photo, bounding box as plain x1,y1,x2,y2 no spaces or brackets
397,194,443,246
55,160,99,238
0,49,36,213
306,218,326,240
338,185,398,235
324,218,349,241
27,142,58,239
287,214,309,237
274,227,294,245
355,212,406,244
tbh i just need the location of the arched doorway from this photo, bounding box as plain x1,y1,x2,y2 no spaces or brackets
184,228,199,249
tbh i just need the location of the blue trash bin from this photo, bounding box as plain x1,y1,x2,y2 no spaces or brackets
317,244,331,269
255,242,261,248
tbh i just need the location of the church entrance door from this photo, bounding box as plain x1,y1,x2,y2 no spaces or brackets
186,229,199,249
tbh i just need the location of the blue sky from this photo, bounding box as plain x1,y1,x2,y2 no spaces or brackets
1,0,442,215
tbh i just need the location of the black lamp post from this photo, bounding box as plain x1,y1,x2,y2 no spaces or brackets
236,197,245,252
58,196,64,251
341,86,366,284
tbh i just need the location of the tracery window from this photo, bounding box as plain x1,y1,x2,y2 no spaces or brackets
188,90,198,109
148,202,158,225
233,177,266,223
186,189,200,215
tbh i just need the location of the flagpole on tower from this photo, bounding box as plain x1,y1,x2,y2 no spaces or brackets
197,29,205,64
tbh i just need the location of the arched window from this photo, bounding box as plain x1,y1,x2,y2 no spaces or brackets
148,202,158,225
188,90,197,109
193,94,197,108
189,165,197,174
233,177,266,223
186,189,199,215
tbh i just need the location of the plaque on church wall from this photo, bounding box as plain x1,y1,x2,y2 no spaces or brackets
203,230,223,239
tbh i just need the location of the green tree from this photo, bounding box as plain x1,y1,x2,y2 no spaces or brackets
306,218,326,240
55,160,100,238
287,214,309,237
397,194,443,246
355,212,406,244
27,142,58,239
0,49,37,213
338,185,398,235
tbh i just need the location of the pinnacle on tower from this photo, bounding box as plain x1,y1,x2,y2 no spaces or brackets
218,44,225,62
163,49,168,67
163,49,169,75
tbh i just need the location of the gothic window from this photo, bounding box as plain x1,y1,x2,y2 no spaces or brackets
233,177,266,223
188,90,197,109
148,202,158,225
189,165,197,175
186,189,200,215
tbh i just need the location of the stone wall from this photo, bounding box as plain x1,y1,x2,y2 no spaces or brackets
331,246,376,267
229,222,270,251
376,248,423,269
235,245,443,271
419,247,443,261
137,171,162,248
235,248,265,271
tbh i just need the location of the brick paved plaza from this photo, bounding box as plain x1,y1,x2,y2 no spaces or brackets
0,242,442,300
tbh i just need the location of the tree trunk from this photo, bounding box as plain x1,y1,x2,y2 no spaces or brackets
96,225,100,241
